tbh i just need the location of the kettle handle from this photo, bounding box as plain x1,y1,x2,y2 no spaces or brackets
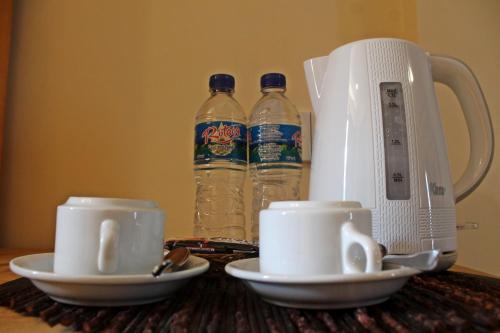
429,54,494,203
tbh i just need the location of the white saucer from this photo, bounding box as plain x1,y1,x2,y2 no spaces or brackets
10,253,209,306
225,258,419,309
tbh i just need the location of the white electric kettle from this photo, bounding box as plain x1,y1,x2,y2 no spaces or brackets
304,38,493,270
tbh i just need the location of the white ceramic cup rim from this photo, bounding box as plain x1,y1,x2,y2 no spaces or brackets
268,200,362,210
60,197,161,212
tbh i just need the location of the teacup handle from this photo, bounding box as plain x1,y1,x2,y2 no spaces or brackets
97,219,120,273
341,222,382,273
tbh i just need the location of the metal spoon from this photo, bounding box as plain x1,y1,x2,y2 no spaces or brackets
383,249,440,271
152,247,190,277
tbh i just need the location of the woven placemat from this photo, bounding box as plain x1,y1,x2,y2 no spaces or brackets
1,253,499,333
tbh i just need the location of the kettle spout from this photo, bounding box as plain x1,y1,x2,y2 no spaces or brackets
304,55,328,114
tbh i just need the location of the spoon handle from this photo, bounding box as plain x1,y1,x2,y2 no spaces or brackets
383,250,440,271
152,259,173,277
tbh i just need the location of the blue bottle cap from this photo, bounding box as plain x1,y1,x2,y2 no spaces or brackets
209,74,235,92
261,73,286,89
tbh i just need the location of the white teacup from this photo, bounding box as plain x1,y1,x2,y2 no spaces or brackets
54,197,165,276
259,201,382,275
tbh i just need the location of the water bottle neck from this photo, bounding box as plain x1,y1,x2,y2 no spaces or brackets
261,87,286,94
210,89,234,96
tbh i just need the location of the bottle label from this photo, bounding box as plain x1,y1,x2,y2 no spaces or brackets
194,121,247,164
249,124,302,164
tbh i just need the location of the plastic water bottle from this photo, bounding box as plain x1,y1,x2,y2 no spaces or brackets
249,73,302,242
193,74,247,239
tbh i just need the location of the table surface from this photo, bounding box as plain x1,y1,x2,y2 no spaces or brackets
0,248,496,332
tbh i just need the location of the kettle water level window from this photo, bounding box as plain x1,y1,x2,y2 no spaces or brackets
380,82,410,200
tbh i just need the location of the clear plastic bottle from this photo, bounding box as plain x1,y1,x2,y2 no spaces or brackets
249,73,302,242
193,74,247,239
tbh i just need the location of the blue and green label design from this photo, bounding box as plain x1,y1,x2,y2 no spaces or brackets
194,121,247,164
249,124,302,164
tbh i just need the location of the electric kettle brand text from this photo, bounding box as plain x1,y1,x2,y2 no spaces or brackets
304,38,493,270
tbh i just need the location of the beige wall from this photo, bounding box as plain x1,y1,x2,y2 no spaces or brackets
417,0,500,274
0,1,497,273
